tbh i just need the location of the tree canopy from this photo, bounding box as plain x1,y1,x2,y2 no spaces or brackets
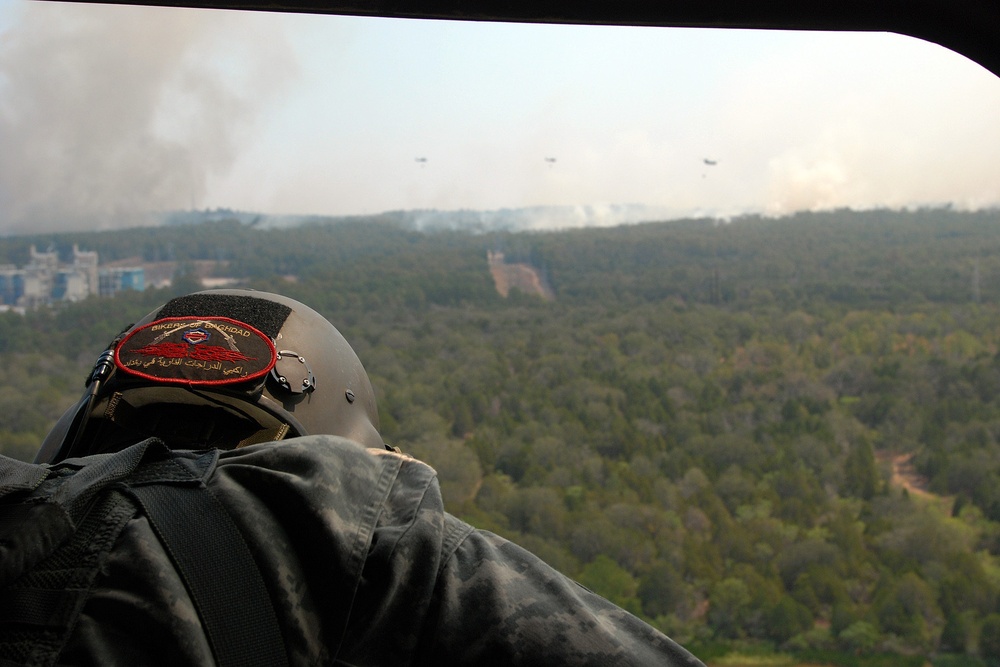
3,207,1000,664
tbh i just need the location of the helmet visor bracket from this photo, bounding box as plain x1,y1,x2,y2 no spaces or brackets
269,349,316,395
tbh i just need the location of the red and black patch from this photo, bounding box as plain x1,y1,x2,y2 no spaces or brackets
115,316,277,386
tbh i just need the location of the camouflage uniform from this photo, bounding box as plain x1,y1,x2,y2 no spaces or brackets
11,435,705,666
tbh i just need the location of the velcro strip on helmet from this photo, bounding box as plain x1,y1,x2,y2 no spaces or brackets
156,294,292,339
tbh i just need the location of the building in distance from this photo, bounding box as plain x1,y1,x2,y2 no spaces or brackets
0,245,144,310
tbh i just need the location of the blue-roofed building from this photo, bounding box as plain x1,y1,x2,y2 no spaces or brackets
99,267,145,296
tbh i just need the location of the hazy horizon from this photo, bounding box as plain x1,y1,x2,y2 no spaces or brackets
0,202,991,240
1,0,998,234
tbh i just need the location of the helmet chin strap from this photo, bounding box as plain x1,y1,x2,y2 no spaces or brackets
53,348,118,462
235,423,291,449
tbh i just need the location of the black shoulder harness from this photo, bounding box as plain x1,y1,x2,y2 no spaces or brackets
0,439,288,667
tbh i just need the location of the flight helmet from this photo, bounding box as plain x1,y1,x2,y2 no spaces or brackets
36,289,383,463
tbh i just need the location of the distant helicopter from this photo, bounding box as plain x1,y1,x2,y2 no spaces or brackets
703,158,717,166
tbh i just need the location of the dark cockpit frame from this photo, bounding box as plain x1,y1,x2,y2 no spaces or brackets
49,0,1000,79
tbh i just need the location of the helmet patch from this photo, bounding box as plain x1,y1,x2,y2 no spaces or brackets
115,317,277,386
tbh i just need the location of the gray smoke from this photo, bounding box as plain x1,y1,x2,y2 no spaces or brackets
0,1,296,234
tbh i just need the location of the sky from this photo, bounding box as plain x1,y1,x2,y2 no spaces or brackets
0,0,998,234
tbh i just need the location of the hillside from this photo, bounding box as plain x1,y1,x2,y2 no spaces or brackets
4,207,999,308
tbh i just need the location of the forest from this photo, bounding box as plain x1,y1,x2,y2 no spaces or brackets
2,207,1000,666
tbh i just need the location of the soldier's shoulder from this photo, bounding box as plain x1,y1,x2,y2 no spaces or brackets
213,435,438,496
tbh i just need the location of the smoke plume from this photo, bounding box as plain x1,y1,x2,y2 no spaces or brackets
0,1,296,234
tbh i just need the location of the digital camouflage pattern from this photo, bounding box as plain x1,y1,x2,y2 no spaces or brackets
4,436,705,666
